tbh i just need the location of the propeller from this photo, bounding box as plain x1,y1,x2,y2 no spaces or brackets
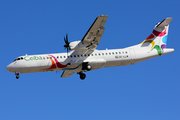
63,34,70,56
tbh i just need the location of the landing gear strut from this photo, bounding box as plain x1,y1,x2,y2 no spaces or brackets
15,72,19,79
78,72,86,80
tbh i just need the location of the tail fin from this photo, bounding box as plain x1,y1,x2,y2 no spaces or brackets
140,17,173,55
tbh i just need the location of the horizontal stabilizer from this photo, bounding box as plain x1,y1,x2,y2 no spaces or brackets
162,48,174,55
156,17,173,28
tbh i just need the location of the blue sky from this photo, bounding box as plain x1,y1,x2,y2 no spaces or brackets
1,0,180,120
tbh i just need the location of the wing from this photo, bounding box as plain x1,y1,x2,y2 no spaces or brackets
61,70,74,78
81,15,108,49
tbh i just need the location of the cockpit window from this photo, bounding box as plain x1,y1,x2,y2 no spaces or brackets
13,57,24,62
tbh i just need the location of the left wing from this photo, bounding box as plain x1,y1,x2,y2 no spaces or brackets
81,15,108,49
61,70,74,78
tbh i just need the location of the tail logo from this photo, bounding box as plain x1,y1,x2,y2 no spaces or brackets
141,28,168,55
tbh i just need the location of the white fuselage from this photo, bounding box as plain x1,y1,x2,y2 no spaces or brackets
5,47,174,74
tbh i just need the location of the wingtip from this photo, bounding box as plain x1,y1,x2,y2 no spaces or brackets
99,15,108,17
165,17,173,21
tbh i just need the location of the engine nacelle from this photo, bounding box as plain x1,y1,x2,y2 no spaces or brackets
69,41,88,50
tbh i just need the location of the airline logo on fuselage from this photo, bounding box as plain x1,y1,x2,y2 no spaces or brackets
24,56,42,61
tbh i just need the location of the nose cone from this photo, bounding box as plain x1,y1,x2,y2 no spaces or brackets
6,64,11,72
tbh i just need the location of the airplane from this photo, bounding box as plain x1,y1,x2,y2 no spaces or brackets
6,15,174,80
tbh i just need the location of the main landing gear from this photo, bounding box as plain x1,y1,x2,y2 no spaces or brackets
78,62,92,80
82,62,92,71
78,72,86,80
15,72,19,79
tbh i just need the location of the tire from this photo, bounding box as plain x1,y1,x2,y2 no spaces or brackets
80,73,86,80
16,75,19,79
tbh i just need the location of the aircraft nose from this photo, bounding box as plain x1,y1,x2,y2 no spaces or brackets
6,64,11,72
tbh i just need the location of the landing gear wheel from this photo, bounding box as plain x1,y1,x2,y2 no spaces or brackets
16,75,19,79
15,72,19,79
80,73,86,80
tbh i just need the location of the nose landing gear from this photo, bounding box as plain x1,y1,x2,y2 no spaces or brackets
15,72,19,79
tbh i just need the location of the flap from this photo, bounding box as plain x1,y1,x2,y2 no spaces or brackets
61,70,74,78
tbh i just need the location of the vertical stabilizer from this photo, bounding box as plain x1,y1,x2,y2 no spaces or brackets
140,17,173,55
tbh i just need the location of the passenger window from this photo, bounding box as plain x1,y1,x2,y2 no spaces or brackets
91,54,93,56
126,51,128,54
112,52,114,54
57,56,59,58
88,54,90,56
81,55,83,57
119,52,121,54
122,52,124,54
102,53,104,55
106,53,108,55
116,52,118,54
99,53,101,56
84,54,86,57
60,56,62,58
95,54,97,56
77,55,80,57
74,55,76,57
109,53,111,55
64,56,66,58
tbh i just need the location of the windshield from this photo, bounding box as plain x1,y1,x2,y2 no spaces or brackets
13,57,23,62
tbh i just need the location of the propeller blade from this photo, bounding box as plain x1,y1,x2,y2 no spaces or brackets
63,33,70,57
66,34,68,41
